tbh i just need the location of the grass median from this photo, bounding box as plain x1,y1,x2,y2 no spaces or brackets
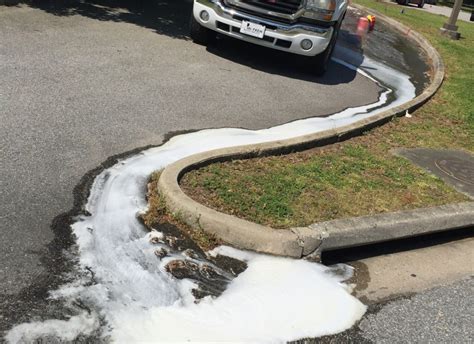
178,0,473,229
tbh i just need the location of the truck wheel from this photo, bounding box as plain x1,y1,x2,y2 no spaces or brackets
418,0,425,7
190,14,214,45
310,18,342,76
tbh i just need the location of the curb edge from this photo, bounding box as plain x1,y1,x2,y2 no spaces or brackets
158,4,472,258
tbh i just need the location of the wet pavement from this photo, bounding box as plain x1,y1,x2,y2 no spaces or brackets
341,6,430,94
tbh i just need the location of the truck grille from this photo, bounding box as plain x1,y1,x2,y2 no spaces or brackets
229,0,303,15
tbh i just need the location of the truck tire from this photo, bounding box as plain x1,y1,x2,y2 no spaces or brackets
417,0,425,7
190,14,214,45
309,17,342,76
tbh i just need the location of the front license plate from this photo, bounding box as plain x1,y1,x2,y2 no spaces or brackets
240,20,266,39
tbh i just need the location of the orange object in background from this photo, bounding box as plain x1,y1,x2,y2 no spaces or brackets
357,17,369,36
367,15,376,31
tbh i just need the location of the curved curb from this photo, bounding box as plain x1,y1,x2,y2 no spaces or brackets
158,4,462,258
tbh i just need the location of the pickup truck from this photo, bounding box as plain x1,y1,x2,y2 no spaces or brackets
190,0,348,75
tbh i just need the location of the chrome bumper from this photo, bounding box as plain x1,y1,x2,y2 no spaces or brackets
194,0,333,56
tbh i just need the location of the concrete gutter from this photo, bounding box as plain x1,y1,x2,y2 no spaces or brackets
158,4,472,258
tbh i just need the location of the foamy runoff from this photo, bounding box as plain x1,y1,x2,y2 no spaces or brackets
6,50,415,343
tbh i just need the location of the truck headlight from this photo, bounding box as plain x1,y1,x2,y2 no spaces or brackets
303,0,336,21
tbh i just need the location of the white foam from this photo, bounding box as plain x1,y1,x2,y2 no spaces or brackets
6,54,415,343
113,249,366,343
6,313,99,343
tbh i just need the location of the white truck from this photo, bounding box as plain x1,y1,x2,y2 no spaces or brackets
190,0,348,75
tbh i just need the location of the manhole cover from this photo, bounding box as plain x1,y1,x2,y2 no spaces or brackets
394,148,474,199
435,158,474,186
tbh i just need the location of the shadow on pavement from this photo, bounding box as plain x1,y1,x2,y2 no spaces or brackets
322,226,474,265
206,33,360,85
19,0,362,84
23,0,193,39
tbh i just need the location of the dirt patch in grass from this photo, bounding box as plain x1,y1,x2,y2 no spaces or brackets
142,171,221,251
179,1,473,228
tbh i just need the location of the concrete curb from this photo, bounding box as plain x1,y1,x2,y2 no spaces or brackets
158,5,471,258
306,202,474,257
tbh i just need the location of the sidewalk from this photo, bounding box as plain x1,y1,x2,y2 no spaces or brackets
383,0,473,22
414,4,472,22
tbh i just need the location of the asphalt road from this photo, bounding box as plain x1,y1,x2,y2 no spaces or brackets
359,277,473,343
310,276,474,344
0,1,383,333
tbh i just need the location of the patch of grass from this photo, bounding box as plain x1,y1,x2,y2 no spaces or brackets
179,1,472,228
181,143,467,228
142,171,221,251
